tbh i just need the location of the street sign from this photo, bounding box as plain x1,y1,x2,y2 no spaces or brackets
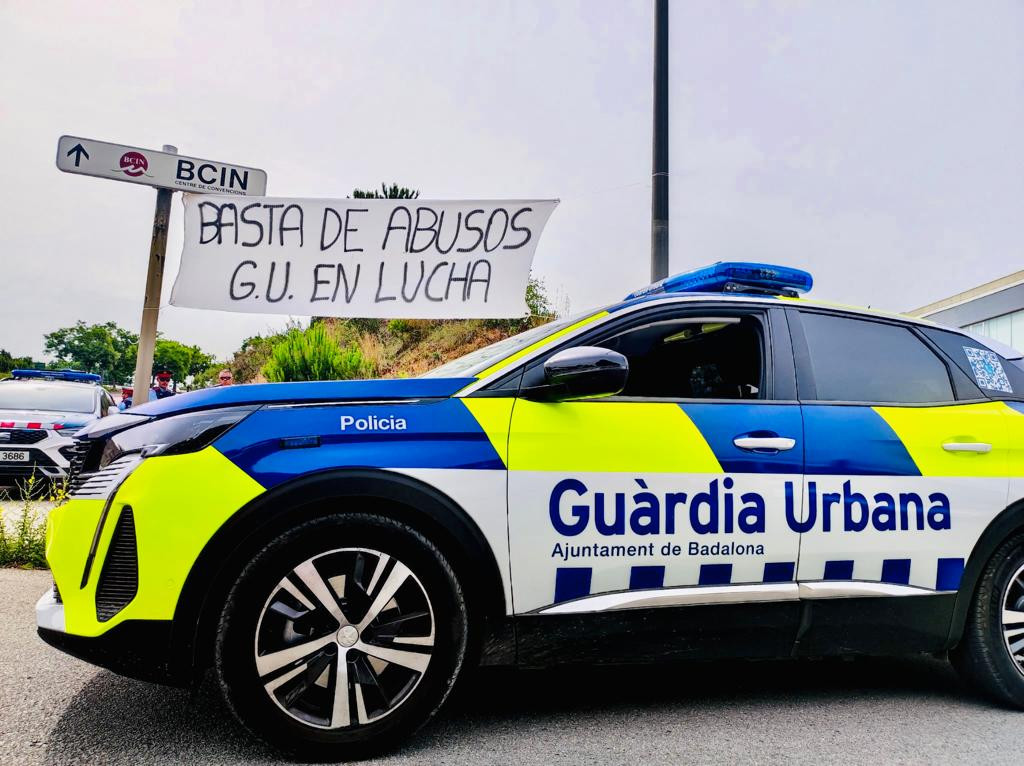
55,133,268,402
55,135,267,196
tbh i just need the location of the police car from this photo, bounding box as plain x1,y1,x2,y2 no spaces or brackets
37,262,1024,759
0,370,117,486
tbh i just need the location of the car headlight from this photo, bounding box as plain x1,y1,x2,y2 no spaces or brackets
97,406,256,469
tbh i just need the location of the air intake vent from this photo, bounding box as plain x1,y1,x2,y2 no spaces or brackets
66,441,93,489
70,455,140,499
96,507,138,622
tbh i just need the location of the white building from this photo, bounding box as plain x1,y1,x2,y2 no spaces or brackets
909,270,1024,351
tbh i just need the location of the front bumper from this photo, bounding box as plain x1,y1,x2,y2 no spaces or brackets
35,586,65,632
0,430,76,484
39,446,265,680
36,598,182,685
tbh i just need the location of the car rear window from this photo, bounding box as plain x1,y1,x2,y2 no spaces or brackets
922,326,1024,398
0,383,96,413
799,312,954,403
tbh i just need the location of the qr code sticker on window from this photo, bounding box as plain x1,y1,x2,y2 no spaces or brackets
963,346,1013,393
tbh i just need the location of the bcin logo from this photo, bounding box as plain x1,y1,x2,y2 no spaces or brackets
118,151,149,177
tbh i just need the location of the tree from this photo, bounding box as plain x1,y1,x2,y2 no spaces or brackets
0,349,34,374
43,321,214,386
351,182,420,200
262,324,372,382
44,321,138,383
152,339,216,390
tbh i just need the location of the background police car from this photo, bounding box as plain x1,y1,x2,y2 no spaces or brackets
0,370,116,485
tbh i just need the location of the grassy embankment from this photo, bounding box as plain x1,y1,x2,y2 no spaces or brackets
228,314,554,383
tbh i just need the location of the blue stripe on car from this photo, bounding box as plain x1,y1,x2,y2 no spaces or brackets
936,558,965,591
803,405,920,476
881,559,912,585
699,563,732,585
130,377,476,417
554,568,593,603
629,565,666,590
823,560,855,580
679,403,803,474
762,562,795,583
215,398,504,487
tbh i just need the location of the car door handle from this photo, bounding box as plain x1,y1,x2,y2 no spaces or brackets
733,436,797,452
942,442,992,453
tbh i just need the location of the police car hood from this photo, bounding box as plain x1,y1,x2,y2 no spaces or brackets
129,378,477,418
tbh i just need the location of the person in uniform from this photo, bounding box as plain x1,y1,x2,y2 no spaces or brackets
150,370,175,400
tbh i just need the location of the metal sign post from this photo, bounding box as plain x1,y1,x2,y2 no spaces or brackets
130,146,176,402
55,135,267,401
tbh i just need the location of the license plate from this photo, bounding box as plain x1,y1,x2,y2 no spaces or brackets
0,450,29,462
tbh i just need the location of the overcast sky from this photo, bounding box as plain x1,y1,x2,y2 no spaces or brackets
1,0,1020,359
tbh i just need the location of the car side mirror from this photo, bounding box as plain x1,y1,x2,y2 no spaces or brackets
524,346,629,402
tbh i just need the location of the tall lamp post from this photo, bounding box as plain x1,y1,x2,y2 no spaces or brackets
651,0,669,281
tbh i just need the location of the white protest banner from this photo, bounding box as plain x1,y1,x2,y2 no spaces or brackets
170,196,558,319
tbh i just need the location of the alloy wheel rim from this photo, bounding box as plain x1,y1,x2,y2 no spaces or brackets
1001,561,1024,677
253,547,435,729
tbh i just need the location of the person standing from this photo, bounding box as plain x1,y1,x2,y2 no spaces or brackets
217,369,234,386
149,370,175,400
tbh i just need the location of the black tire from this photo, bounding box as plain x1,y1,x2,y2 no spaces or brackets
951,530,1024,708
215,512,469,761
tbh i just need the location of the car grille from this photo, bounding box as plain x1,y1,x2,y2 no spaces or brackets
0,429,47,445
95,506,138,622
69,455,140,499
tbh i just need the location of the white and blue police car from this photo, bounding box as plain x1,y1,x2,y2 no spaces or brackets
0,370,117,486
38,263,1024,759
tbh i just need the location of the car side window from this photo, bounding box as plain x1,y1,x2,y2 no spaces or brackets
591,314,765,400
799,312,954,403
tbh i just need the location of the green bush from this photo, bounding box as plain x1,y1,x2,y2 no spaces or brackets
0,504,47,568
386,318,413,336
0,474,66,569
262,324,374,382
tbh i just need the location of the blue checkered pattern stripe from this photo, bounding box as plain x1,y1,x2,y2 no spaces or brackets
552,558,966,604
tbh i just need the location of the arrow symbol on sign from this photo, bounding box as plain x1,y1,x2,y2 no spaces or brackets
66,143,89,167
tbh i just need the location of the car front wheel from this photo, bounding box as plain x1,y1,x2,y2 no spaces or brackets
215,512,468,761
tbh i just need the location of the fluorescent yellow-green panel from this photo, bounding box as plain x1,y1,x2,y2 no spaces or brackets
475,311,609,380
462,397,515,464
59,448,264,637
509,399,721,473
45,498,106,632
999,402,1024,477
874,402,1012,477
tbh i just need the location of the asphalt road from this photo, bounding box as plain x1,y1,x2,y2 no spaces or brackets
3,568,1023,766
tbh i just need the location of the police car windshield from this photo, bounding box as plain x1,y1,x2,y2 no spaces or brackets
422,311,593,378
0,383,95,413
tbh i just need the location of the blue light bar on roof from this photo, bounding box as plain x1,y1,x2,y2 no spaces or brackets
10,369,102,383
624,261,813,300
